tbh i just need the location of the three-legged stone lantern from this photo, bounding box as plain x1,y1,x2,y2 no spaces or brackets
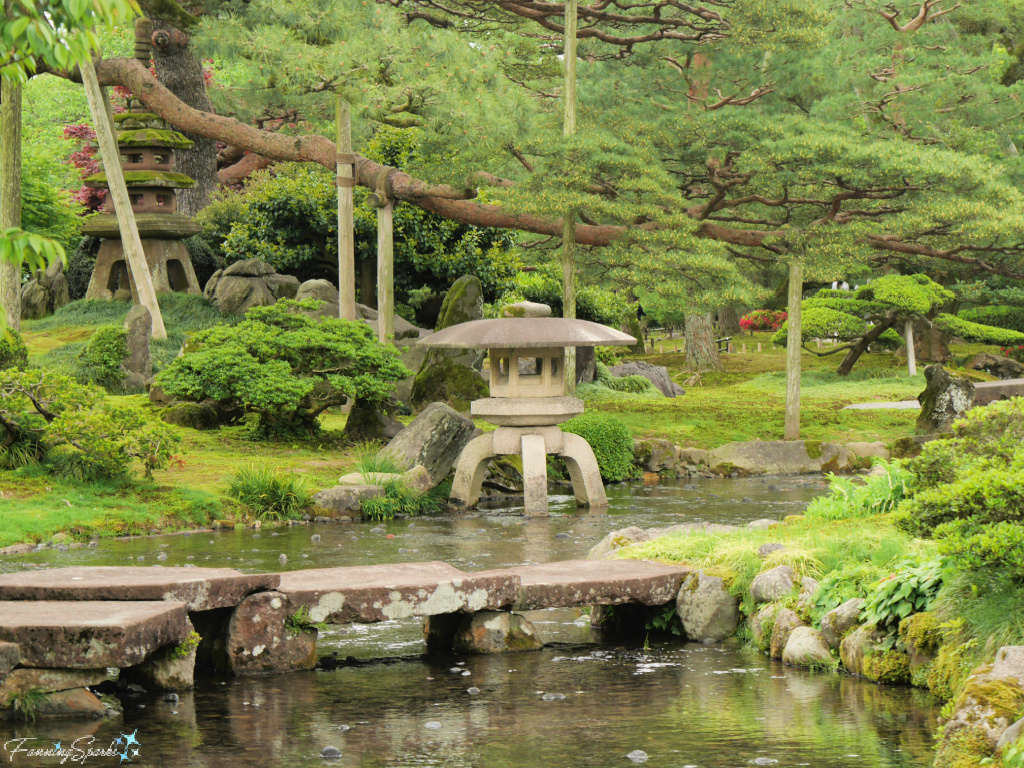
418,304,636,515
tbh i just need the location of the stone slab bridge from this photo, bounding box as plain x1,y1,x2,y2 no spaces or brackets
0,560,689,716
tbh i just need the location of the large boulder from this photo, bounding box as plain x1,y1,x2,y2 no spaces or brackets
769,608,803,660
122,304,153,390
782,627,835,669
409,276,487,411
20,259,70,320
161,402,220,430
633,438,686,475
750,566,798,603
749,603,781,653
820,598,864,650
453,611,543,654
965,352,1024,381
204,259,279,315
839,623,886,676
312,485,385,518
675,570,740,642
917,365,974,434
295,279,340,319
609,360,683,397
709,440,856,475
844,441,890,462
937,646,1024,767
381,402,477,485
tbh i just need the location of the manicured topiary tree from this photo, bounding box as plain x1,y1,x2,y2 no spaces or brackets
155,299,411,439
561,412,635,482
773,275,957,376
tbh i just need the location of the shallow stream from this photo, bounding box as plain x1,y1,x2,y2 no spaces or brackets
0,478,940,767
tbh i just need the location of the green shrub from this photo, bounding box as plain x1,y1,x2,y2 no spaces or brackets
0,369,179,480
562,412,635,482
936,313,1024,346
860,559,943,635
807,563,883,625
0,329,28,371
154,299,410,440
898,467,1024,537
960,306,1024,334
227,465,312,520
805,459,913,521
937,520,1024,581
360,479,451,521
494,262,633,327
78,325,127,390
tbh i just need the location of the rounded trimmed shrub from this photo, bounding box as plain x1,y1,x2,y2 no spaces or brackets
0,329,29,371
562,412,635,482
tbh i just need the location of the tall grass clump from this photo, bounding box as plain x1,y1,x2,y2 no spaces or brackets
361,480,451,521
227,465,312,520
353,446,406,482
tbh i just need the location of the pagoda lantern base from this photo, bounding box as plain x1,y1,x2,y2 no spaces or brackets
86,238,201,301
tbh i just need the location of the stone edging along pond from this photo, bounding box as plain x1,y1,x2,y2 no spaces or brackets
592,523,1024,768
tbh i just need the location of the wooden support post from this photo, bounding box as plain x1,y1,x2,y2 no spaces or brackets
905,319,917,377
79,57,167,340
757,342,762,353
335,96,356,321
376,201,394,344
0,77,22,331
658,343,663,354
784,261,803,440
742,343,747,354
562,0,578,396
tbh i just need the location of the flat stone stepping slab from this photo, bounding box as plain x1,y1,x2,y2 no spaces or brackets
474,560,692,611
276,562,520,624
0,601,189,669
0,567,280,611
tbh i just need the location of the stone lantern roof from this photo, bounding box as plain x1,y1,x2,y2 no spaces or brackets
419,317,637,350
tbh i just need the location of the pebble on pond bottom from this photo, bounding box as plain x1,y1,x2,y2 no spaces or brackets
541,693,565,701
321,745,342,760
424,722,442,730
626,750,648,763
466,687,480,695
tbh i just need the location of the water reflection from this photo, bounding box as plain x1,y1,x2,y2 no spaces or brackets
0,476,939,767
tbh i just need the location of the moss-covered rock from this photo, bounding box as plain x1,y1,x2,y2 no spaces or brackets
862,649,912,684
899,611,941,677
83,170,197,189
929,641,981,702
936,647,1024,767
161,402,220,431
769,608,804,660
116,128,194,149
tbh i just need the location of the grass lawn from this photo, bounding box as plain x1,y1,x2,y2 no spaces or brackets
0,304,1003,547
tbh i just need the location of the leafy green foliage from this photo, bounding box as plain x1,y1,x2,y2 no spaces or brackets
808,563,882,625
227,465,312,520
7,688,46,723
0,329,28,371
286,606,326,635
0,369,178,481
494,262,633,326
960,306,1024,335
805,460,913,521
860,559,943,634
168,631,201,660
155,299,410,439
561,412,635,482
360,479,451,521
935,313,1024,346
595,362,656,394
937,520,1024,583
78,325,127,390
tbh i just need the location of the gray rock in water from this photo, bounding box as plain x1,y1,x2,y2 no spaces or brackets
782,626,834,669
769,609,804,660
454,611,544,654
278,554,287,564
156,552,168,561
917,364,974,434
587,526,653,560
424,721,442,730
381,402,476,485
467,687,480,695
321,746,342,760
820,598,865,650
675,570,740,642
609,360,683,397
750,565,797,603
709,440,856,476
626,750,649,763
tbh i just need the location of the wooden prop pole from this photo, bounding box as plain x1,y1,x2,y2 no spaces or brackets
80,57,167,340
336,96,356,321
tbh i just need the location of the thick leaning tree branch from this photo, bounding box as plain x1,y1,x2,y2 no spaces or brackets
48,57,1024,278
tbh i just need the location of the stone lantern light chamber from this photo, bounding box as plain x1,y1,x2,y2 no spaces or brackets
418,315,636,515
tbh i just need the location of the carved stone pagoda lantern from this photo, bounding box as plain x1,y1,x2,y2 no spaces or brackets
82,98,203,301
418,302,636,515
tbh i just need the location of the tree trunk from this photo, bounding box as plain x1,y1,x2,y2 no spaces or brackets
150,23,217,216
684,312,723,372
784,262,802,439
561,0,578,396
837,317,896,376
718,304,741,335
0,77,22,331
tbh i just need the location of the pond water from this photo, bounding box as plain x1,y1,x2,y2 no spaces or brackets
0,478,940,767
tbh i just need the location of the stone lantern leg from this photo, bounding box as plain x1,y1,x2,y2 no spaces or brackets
417,302,636,516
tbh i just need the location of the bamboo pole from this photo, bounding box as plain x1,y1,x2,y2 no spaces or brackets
377,200,394,343
562,0,578,395
0,77,22,330
336,96,356,321
79,57,167,340
784,261,803,440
